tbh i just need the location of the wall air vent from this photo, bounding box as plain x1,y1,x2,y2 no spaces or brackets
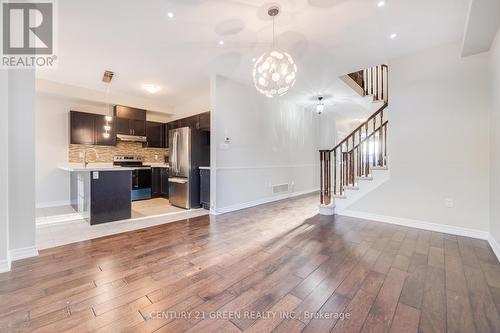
102,70,114,83
272,183,289,194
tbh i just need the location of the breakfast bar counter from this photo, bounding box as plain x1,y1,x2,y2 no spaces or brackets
59,164,132,225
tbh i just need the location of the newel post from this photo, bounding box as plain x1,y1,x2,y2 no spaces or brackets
319,150,335,215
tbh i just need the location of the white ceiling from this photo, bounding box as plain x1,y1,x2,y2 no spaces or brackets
462,0,500,57
37,0,470,114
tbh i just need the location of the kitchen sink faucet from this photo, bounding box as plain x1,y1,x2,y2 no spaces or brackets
83,148,98,167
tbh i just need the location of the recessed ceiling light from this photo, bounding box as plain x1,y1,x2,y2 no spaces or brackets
377,1,385,7
390,33,397,39
252,58,256,62
167,12,174,18
219,40,225,46
143,84,161,94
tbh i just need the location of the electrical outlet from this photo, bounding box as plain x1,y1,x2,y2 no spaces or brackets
154,154,159,160
445,198,454,208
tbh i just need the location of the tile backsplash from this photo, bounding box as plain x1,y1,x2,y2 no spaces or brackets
69,142,169,163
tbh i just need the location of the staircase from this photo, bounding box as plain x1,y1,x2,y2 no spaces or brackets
319,64,389,215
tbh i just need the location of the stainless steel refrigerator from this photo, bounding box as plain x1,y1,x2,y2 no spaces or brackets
168,127,210,209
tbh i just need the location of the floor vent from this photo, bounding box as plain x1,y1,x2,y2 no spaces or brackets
273,183,289,194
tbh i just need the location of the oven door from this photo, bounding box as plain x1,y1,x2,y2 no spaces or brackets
132,168,152,201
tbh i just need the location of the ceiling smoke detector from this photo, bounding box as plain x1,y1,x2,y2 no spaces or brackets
102,70,114,83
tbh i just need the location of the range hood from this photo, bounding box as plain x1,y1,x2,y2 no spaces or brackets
116,134,147,142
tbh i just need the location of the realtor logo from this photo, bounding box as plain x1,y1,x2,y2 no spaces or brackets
1,0,57,68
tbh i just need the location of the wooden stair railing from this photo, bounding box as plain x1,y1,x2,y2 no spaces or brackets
320,64,388,206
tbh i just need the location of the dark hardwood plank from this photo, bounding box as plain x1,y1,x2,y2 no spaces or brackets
0,194,499,333
388,303,420,333
360,268,407,333
419,266,446,333
446,289,476,333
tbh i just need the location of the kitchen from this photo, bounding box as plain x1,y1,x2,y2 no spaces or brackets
62,105,210,220
36,99,211,247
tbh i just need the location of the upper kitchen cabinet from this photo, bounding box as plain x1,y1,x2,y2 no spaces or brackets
70,111,95,145
198,112,210,131
146,121,165,148
167,112,211,132
114,105,147,120
113,105,147,137
94,115,116,146
70,111,116,146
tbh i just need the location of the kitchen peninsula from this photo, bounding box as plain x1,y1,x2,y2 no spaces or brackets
59,164,134,225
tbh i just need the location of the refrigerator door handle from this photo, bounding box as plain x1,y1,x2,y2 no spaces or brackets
172,131,179,174
169,177,188,184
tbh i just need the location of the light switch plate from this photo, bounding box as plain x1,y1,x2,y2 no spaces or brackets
93,171,99,180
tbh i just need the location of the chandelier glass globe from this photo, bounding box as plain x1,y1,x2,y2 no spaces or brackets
253,51,297,98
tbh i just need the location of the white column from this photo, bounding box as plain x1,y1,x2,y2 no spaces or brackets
7,69,37,262
0,70,10,272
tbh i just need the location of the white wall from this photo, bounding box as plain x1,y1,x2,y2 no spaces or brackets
36,94,109,207
490,30,500,243
35,93,172,207
211,75,326,212
0,70,9,270
348,42,491,232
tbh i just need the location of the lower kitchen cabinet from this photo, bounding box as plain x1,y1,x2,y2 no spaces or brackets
200,168,210,209
152,167,169,198
160,168,169,197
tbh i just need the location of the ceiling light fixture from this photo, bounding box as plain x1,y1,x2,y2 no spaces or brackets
143,84,161,94
316,97,325,114
167,12,174,18
219,40,225,46
390,33,397,39
252,6,297,98
377,1,385,7
102,71,114,138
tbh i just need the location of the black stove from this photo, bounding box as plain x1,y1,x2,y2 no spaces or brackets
113,155,152,201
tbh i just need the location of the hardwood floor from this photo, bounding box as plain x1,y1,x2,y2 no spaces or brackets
1,194,500,332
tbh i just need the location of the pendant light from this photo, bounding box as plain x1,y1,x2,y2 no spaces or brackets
316,96,325,114
102,71,114,139
252,6,297,98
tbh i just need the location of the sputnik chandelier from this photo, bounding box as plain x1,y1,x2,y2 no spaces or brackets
252,6,297,98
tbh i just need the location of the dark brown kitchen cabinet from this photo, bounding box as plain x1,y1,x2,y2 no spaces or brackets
152,167,169,198
114,105,146,136
70,111,117,146
115,117,130,135
165,112,210,148
113,105,146,120
70,111,95,145
131,119,146,136
146,121,164,148
115,118,146,136
151,167,161,197
198,112,210,131
94,115,116,146
160,168,169,197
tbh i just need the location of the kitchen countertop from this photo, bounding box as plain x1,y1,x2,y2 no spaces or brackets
58,163,136,172
149,163,170,168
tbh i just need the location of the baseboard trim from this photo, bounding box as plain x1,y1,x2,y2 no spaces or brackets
488,234,500,262
0,257,11,273
36,213,83,226
9,246,39,262
339,210,489,240
214,189,319,215
36,200,70,209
